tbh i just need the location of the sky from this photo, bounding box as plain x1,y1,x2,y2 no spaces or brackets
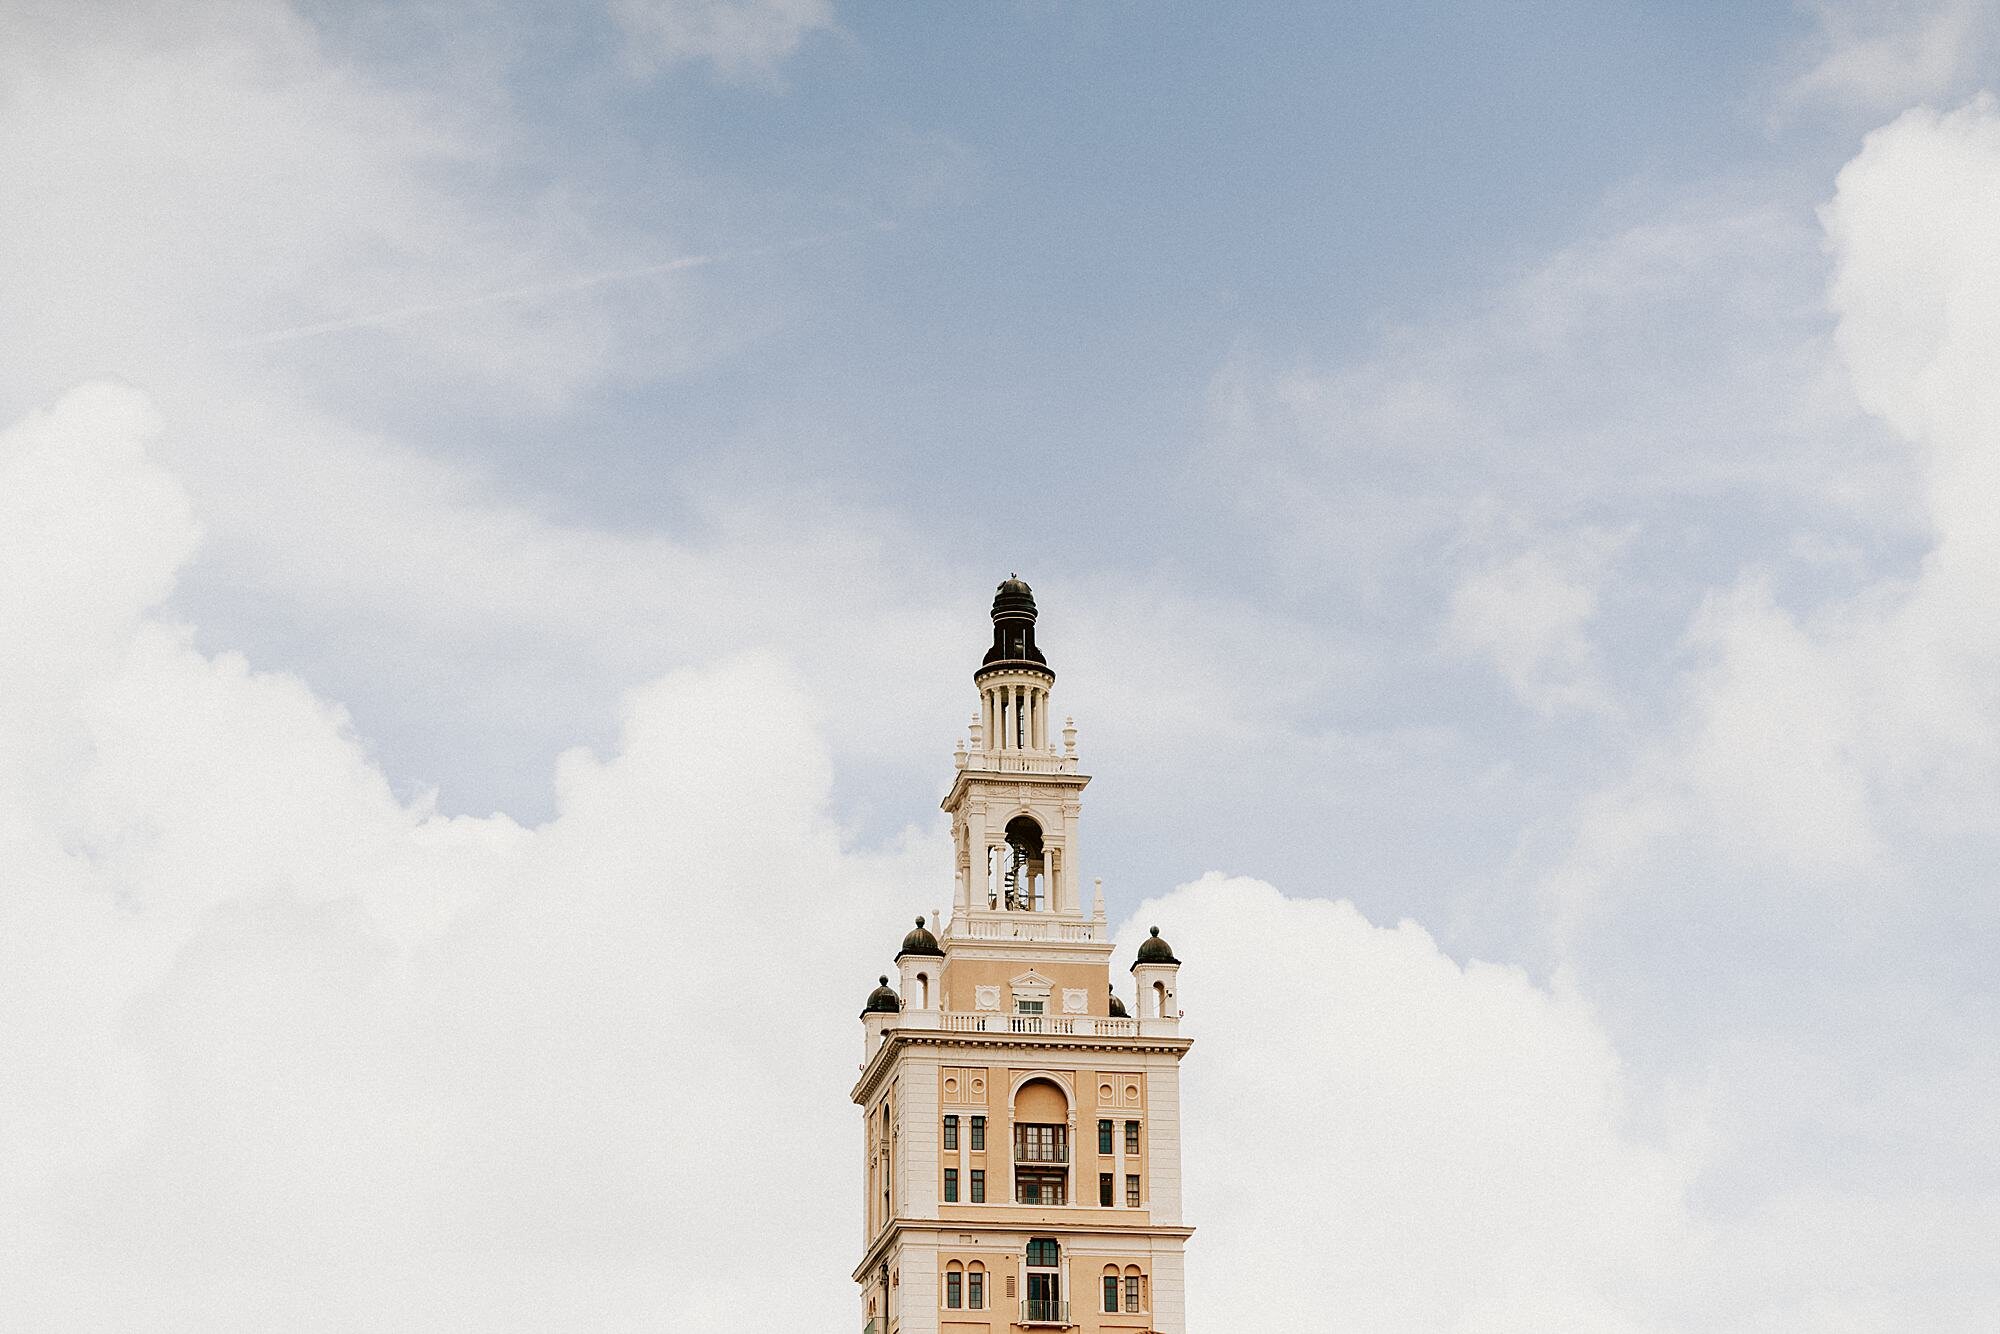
4,0,2000,1328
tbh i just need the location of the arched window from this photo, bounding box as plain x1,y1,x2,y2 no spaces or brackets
967,1261,986,1310
1124,1265,1145,1312
1012,1078,1070,1205
1153,979,1168,1018
944,1261,963,1310
916,971,930,1009
1102,1267,1120,1313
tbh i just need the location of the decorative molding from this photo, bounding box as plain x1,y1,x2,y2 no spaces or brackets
975,985,1001,1012
1061,988,1088,1014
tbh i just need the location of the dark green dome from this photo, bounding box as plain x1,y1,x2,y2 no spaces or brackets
862,976,901,1016
1107,990,1129,1018
897,916,943,959
1134,925,1179,966
977,574,1053,681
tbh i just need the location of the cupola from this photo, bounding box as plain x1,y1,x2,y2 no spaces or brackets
1135,925,1180,965
896,915,943,959
862,976,901,1015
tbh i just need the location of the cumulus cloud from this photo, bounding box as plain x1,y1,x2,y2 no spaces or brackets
1521,95,2000,1328
0,383,1713,1330
1148,877,1696,1332
0,384,933,1328
610,0,839,82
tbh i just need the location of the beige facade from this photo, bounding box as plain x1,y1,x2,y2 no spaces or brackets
855,579,1192,1334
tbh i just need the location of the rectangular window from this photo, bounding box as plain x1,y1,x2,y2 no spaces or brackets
1016,999,1044,1014
970,1169,985,1203
1014,1123,1067,1163
1098,1119,1113,1155
943,1115,959,1151
1127,1173,1141,1207
1126,1276,1141,1313
1125,1120,1140,1154
944,1168,958,1203
1103,1275,1119,1313
1016,1169,1066,1205
970,1116,985,1151
1026,1238,1060,1267
968,1271,984,1309
1099,1172,1114,1206
946,1271,961,1309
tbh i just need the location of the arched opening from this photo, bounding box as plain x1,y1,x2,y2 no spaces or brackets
1011,1077,1070,1206
916,971,930,1009
945,1261,964,1311
1002,814,1045,911
1123,1265,1145,1313
967,1261,986,1311
1153,979,1168,1018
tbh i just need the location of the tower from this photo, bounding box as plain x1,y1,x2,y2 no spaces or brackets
854,578,1192,1334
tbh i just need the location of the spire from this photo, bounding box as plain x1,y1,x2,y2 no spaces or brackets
977,574,1052,680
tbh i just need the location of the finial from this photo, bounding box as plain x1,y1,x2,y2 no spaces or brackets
879,975,889,986
1150,926,1160,936
915,916,925,928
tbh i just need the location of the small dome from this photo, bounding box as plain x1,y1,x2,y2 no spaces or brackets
862,976,901,1015
1134,925,1180,966
992,575,1036,615
1107,990,1129,1019
897,915,943,959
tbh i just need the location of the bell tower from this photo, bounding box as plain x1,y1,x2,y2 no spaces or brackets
853,578,1193,1334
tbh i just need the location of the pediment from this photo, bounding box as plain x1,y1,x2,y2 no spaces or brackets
1010,970,1056,991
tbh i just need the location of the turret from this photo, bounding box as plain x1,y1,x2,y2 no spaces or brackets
1131,926,1183,1035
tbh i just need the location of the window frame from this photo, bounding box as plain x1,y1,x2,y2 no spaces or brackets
1098,1118,1113,1154
970,1169,985,1203
1126,1173,1141,1207
944,1167,958,1203
970,1115,985,1151
943,1115,959,1151
1125,1119,1140,1155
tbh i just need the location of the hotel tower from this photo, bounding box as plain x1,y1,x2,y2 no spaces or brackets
854,578,1192,1334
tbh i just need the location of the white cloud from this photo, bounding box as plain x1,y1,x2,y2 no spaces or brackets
1444,532,1625,716
0,383,1707,1330
1784,0,2000,115
609,0,839,82
0,383,935,1328
1149,876,1697,1332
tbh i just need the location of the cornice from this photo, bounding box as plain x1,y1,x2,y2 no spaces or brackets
852,1219,1197,1281
851,1029,1194,1104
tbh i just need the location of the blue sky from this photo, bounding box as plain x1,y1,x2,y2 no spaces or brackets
5,0,2000,1327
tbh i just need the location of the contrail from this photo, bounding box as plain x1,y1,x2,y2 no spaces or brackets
225,223,889,349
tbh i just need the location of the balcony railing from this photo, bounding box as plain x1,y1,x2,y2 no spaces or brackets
930,1013,1139,1037
950,916,1101,943
958,750,1077,775
1020,1298,1072,1326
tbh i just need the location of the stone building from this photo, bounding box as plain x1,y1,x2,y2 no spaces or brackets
854,577,1192,1334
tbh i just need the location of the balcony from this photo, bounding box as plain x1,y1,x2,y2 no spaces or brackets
957,749,1077,775
931,1013,1139,1037
1020,1298,1072,1326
